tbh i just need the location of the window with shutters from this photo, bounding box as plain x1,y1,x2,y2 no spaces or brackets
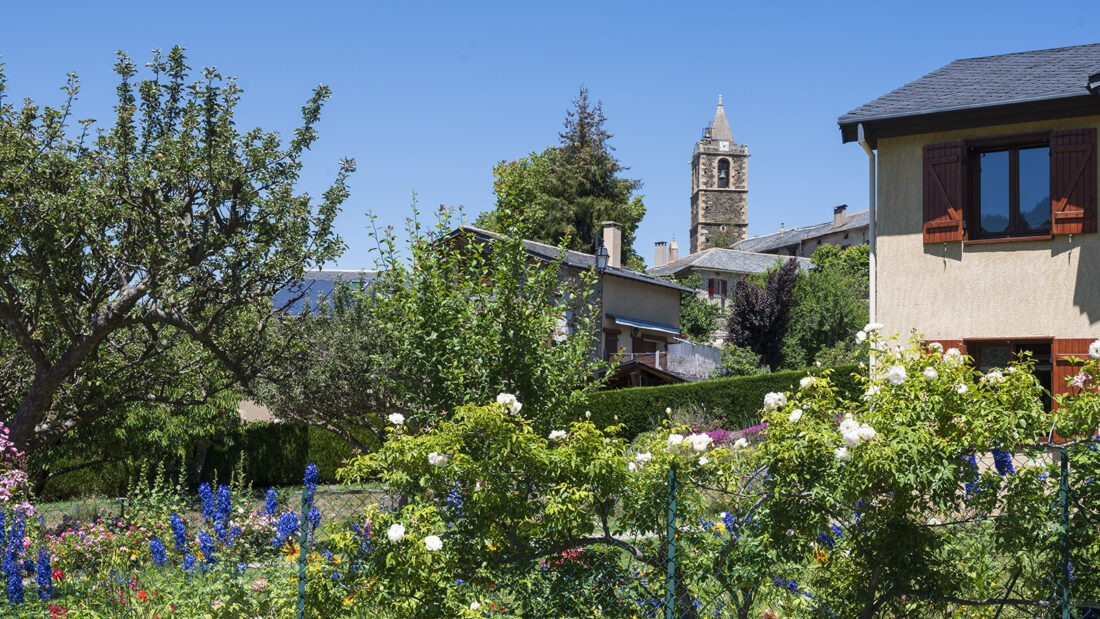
922,129,1097,243
707,277,727,298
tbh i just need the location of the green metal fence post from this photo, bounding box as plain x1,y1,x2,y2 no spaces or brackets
665,464,678,619
298,485,309,619
1059,447,1071,619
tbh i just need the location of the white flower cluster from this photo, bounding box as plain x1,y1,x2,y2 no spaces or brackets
982,370,1004,386
788,408,803,423
944,348,963,367
922,367,938,381
628,451,653,472
799,376,817,390
428,452,448,467
424,535,443,551
388,413,405,426
686,433,713,452
387,523,443,551
836,413,876,460
548,430,567,442
856,322,885,347
763,392,787,412
1090,339,1100,360
885,365,907,386
667,434,684,450
733,437,749,449
496,393,523,415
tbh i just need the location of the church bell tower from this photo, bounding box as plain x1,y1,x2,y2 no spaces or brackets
690,96,749,253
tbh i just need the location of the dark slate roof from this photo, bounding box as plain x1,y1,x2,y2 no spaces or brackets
455,226,692,293
732,210,869,254
273,269,378,314
839,43,1100,143
647,248,810,278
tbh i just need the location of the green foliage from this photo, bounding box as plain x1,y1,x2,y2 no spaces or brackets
677,274,721,343
713,344,769,378
0,47,351,452
782,244,869,369
475,88,647,269
582,364,861,438
363,205,605,434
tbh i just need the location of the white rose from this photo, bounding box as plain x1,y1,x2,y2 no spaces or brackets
665,407,672,414
839,414,859,434
667,434,684,450
956,383,968,395
470,601,481,610
984,370,1004,386
855,330,867,343
388,413,405,426
387,523,405,542
427,452,448,467
863,385,880,400
698,456,710,466
687,433,713,452
842,430,861,447
799,376,816,389
1091,339,1100,360
496,393,522,415
857,423,877,441
627,462,637,472
885,365,907,386
928,342,943,353
424,535,443,551
733,437,749,449
763,392,787,412
548,430,567,442
944,348,963,367
634,451,653,464
923,367,938,381
834,446,852,461
788,408,803,423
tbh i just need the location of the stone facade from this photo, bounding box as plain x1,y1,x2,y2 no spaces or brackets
690,98,749,253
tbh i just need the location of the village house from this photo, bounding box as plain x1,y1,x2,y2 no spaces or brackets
839,42,1100,403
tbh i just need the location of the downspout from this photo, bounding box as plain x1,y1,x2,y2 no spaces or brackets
858,123,877,324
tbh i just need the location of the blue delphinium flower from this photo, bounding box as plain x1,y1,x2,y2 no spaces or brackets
5,514,26,604
215,485,232,525
264,489,279,517
308,507,321,532
817,531,835,548
274,512,299,548
149,538,168,567
229,526,242,547
963,454,981,497
213,518,229,545
35,548,51,601
170,513,188,552
303,464,319,509
992,449,1015,476
182,553,196,575
198,531,217,565
198,483,215,524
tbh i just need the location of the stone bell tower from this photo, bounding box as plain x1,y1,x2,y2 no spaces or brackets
690,96,749,253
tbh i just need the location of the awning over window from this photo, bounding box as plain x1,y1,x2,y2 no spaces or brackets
609,314,680,336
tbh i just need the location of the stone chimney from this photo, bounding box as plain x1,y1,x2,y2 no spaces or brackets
833,204,848,227
601,221,622,268
653,241,668,268
668,237,679,262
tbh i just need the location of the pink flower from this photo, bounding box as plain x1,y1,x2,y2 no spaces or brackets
1073,372,1092,389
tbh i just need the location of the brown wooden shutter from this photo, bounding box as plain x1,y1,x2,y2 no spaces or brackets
922,142,966,243
1051,338,1094,407
1051,128,1097,235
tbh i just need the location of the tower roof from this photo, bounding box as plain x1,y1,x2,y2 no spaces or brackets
709,95,734,142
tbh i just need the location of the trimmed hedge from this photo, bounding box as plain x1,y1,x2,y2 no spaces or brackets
582,364,862,439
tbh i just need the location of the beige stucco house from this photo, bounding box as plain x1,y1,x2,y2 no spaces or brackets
839,42,1100,402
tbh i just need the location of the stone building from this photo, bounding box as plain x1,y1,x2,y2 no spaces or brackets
690,96,749,253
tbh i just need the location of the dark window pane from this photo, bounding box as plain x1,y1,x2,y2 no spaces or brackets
980,150,1010,234
977,345,1012,372
1019,146,1051,233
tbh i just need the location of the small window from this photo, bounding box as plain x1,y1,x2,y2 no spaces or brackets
707,278,728,298
717,159,730,189
971,141,1050,238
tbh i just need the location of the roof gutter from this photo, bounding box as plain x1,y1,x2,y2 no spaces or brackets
857,123,877,327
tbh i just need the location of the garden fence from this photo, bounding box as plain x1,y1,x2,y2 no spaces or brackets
27,442,1100,617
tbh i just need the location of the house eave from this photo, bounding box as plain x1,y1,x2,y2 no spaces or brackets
839,94,1100,146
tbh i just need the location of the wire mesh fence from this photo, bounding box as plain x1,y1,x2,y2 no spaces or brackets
17,440,1100,617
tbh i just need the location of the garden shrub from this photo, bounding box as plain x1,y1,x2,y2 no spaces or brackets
582,364,860,438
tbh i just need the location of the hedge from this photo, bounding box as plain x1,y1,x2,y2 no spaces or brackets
582,364,862,440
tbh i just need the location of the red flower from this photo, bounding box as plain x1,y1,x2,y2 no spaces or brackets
51,568,64,582
49,604,68,616
137,590,149,601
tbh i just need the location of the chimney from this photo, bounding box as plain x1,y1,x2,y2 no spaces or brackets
668,237,679,262
653,241,668,268
833,204,848,227
601,221,622,268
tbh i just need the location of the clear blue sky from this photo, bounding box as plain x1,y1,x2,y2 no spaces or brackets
3,1,1096,268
